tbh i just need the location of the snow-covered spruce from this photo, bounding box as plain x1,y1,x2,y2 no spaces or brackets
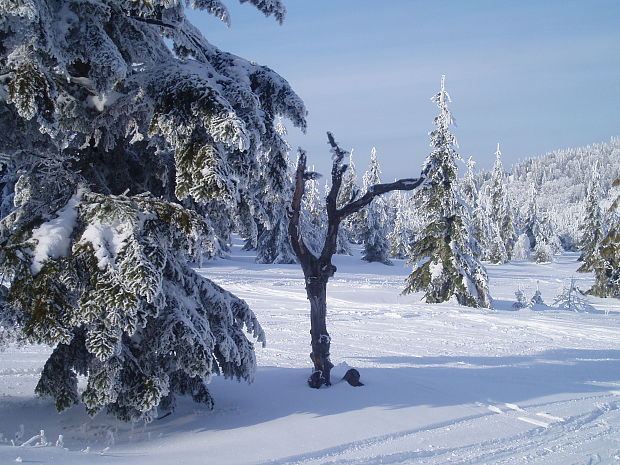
337,149,364,246
0,0,305,420
487,144,515,262
512,233,532,260
512,288,527,309
255,119,297,264
522,184,558,263
577,164,604,273
529,285,545,308
388,190,418,259
3,190,265,421
360,147,392,265
589,178,620,297
299,170,326,257
460,157,487,260
403,76,491,308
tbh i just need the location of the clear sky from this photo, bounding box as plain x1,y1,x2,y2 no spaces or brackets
187,1,620,181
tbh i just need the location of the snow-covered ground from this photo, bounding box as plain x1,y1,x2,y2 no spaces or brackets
1,246,620,464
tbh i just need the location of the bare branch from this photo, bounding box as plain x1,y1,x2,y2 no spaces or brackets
327,132,347,163
288,149,314,262
337,177,425,219
319,133,348,263
127,15,176,29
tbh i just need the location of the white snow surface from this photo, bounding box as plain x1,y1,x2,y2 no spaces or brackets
80,221,131,270
29,194,80,274
2,245,620,464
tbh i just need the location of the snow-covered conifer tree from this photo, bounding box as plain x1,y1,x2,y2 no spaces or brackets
512,288,527,309
529,284,545,308
255,119,297,264
403,76,491,307
512,233,532,260
523,184,556,263
300,169,326,256
488,144,515,262
577,166,603,272
388,191,413,259
330,178,352,255
589,178,620,297
460,157,488,259
337,150,364,245
360,147,392,264
0,0,305,420
488,225,509,264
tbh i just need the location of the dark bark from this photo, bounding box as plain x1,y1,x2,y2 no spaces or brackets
289,132,425,388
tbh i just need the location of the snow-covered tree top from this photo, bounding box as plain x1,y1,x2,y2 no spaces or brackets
362,146,382,190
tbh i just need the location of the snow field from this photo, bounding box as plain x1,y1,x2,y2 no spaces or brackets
1,249,619,464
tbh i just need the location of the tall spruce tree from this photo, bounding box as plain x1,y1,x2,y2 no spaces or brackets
523,183,555,263
360,147,392,264
577,165,603,272
461,157,487,259
338,150,364,244
0,0,306,421
255,119,297,264
488,144,515,262
589,178,620,297
300,169,326,256
403,76,491,307
388,191,413,259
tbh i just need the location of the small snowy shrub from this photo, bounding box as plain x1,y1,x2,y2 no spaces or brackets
553,278,594,312
512,234,531,260
512,288,527,309
529,286,546,308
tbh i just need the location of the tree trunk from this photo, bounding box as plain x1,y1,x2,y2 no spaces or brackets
289,133,425,389
306,277,333,387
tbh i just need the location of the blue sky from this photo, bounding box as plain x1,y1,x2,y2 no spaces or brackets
188,1,620,181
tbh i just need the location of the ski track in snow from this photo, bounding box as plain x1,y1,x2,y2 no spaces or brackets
1,250,620,464
258,396,620,465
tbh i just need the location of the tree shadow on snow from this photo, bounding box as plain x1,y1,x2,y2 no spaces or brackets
153,348,620,434
3,349,617,447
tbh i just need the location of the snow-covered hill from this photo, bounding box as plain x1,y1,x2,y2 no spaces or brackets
505,137,620,247
1,245,620,464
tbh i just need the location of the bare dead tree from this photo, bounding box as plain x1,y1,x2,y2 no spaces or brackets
288,133,426,388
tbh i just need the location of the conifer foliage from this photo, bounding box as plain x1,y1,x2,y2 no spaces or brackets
403,76,491,308
523,184,556,263
360,148,392,265
255,120,297,264
577,165,603,273
461,157,486,259
0,0,305,420
337,150,364,245
388,191,415,259
487,144,515,263
589,178,620,297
